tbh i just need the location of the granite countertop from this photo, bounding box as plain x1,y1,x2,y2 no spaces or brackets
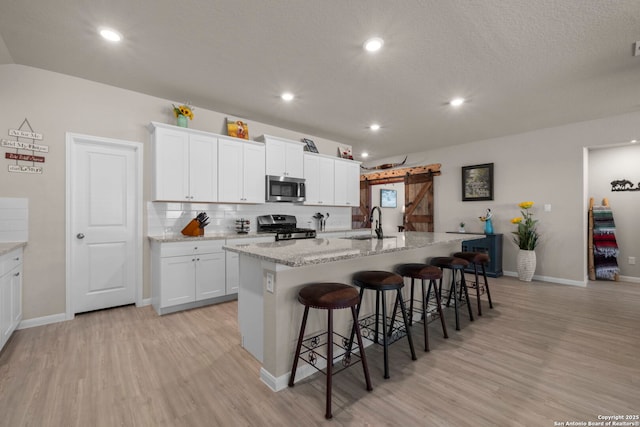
0,242,27,256
224,231,484,267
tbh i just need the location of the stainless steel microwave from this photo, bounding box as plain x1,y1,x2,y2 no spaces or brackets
265,175,306,202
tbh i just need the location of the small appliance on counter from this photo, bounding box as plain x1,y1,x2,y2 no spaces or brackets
181,212,210,236
257,214,316,241
235,218,250,234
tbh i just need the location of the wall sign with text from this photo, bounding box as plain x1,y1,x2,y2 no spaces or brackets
2,118,47,174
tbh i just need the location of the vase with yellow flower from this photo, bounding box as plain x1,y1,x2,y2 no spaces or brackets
511,201,540,281
172,103,194,128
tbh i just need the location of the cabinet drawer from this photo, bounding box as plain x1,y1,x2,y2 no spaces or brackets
159,240,225,257
1,249,23,277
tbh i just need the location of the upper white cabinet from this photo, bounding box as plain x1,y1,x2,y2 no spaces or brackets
334,158,361,207
218,137,266,203
303,153,335,205
150,123,218,202
258,135,304,179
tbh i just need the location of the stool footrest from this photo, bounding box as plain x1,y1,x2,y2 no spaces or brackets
297,331,366,376
359,314,408,345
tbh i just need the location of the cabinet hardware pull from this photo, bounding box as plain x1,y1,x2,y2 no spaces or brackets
14,272,20,276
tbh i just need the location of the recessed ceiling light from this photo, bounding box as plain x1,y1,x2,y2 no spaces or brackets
99,27,122,42
369,123,381,131
363,37,384,53
361,152,369,158
450,97,465,107
281,92,294,101
631,139,638,144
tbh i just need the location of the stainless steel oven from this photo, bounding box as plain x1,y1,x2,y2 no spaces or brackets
265,175,305,202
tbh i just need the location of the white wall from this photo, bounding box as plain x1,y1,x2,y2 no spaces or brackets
0,64,352,321
588,144,640,279
364,112,640,284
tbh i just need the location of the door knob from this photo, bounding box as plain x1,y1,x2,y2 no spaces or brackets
77,233,85,239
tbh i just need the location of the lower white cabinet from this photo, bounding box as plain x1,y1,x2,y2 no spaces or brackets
151,240,228,315
1,247,23,352
225,236,274,294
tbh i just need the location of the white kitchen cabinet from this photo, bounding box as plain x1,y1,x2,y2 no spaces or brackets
333,158,361,207
0,247,23,352
151,240,227,315
225,236,274,295
259,135,304,178
150,122,218,202
218,138,266,203
303,153,335,205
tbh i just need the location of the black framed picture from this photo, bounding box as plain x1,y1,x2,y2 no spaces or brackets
380,189,397,208
301,138,318,153
462,163,494,201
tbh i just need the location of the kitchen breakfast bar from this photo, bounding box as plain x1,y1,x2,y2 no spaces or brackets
224,231,483,391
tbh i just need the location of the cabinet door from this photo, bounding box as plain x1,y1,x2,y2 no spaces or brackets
195,252,226,300
10,266,22,328
225,251,239,294
333,160,349,206
0,273,12,346
303,154,321,205
265,138,286,177
242,143,266,203
189,134,218,202
218,138,244,203
318,156,335,204
160,256,196,307
345,161,360,206
284,143,304,178
153,128,190,201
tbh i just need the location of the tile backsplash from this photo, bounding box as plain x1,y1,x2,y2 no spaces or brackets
0,197,28,242
148,202,355,237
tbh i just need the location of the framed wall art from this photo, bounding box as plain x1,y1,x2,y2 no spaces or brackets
380,189,397,208
462,163,494,201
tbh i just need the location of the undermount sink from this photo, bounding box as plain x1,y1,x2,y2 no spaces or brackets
340,235,396,240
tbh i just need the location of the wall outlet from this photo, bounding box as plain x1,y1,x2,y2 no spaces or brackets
629,257,636,265
266,272,275,293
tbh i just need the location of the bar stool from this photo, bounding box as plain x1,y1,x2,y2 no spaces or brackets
394,263,448,351
429,257,474,331
453,251,494,316
289,282,372,419
350,270,416,379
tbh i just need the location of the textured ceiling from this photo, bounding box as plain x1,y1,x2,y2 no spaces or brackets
1,0,639,161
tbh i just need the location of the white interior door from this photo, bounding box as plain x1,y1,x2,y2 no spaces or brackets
66,133,142,316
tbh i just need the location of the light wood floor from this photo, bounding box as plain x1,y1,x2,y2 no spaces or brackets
1,276,639,426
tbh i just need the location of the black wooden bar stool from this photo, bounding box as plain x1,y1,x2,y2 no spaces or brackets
453,251,494,316
289,283,372,419
350,270,417,379
429,257,474,331
394,263,448,351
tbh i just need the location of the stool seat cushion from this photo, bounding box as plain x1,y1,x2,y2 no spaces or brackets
429,256,469,268
352,270,404,290
453,251,490,264
297,283,360,309
395,263,443,280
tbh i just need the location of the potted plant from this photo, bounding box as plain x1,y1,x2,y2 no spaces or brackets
458,222,466,233
511,201,540,281
172,103,194,128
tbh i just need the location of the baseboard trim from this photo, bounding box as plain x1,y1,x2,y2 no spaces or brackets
502,270,587,287
138,298,152,307
17,312,67,330
617,275,640,284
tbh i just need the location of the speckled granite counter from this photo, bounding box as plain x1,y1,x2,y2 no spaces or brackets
225,231,483,267
234,231,484,391
0,242,27,256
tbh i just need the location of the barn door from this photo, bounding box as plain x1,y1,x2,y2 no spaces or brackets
404,173,434,231
352,179,371,228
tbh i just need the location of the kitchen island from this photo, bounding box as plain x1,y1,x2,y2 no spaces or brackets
224,231,483,391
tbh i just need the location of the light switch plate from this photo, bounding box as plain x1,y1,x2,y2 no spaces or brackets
266,272,274,293
544,204,551,212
